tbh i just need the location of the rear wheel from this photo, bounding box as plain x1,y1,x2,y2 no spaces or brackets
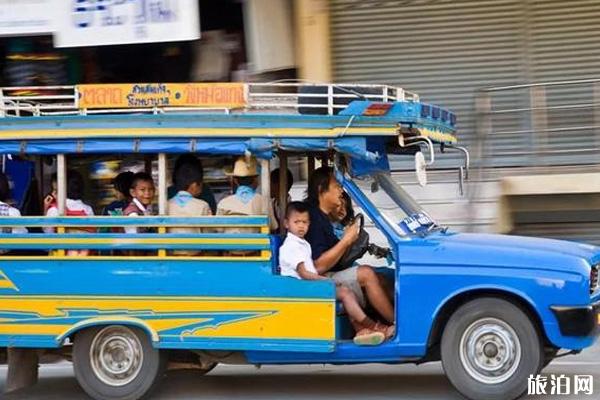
73,325,166,400
441,297,543,400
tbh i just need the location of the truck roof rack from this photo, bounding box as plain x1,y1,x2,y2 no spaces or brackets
0,82,420,117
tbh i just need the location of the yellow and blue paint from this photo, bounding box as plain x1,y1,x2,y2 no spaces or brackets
0,216,336,353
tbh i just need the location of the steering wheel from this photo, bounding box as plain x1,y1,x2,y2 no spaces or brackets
338,213,370,269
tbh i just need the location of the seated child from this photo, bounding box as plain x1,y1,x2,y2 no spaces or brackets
124,172,155,234
0,172,27,254
279,201,390,346
168,163,212,256
45,170,94,256
331,191,354,240
103,171,134,217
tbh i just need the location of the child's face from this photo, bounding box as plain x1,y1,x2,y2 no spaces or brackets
130,180,155,206
331,198,347,222
285,210,310,238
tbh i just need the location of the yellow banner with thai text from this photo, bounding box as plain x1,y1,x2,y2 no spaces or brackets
76,83,246,109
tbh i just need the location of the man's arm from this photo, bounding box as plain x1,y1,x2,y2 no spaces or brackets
297,262,329,281
313,221,359,274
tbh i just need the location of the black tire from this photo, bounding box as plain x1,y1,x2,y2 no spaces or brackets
73,325,166,400
441,297,543,400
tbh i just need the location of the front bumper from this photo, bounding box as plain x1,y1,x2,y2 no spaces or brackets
550,301,600,337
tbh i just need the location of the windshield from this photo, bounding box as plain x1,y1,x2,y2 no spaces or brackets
352,173,438,236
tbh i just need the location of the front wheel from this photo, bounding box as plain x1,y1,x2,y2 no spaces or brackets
73,325,166,400
441,297,543,400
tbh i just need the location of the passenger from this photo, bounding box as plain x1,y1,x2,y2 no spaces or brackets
42,178,58,215
332,191,354,240
305,166,395,334
168,154,217,214
279,201,387,346
168,163,212,256
45,170,95,256
124,172,155,234
270,167,293,230
102,171,134,216
217,156,277,233
0,172,27,254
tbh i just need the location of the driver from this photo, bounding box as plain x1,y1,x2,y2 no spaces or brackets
305,166,395,336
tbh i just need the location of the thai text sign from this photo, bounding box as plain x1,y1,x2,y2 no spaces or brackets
77,83,247,109
54,0,199,47
0,0,54,35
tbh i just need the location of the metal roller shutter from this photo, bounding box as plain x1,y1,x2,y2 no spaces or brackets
330,0,525,169
330,0,600,168
330,0,600,243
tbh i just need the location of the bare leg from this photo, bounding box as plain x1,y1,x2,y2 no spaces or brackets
377,272,395,302
336,285,367,328
357,265,395,324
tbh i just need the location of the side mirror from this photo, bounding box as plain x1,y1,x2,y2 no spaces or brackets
415,151,427,187
371,181,379,193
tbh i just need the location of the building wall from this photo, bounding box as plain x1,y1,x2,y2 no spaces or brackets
296,0,600,241
328,0,600,169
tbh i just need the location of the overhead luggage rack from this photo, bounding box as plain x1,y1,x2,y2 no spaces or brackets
0,82,420,117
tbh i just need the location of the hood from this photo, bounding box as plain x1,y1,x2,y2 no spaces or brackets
409,232,600,275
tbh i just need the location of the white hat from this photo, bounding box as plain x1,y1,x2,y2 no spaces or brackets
226,156,258,177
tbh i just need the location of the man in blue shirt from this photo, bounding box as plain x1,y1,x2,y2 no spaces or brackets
305,167,394,332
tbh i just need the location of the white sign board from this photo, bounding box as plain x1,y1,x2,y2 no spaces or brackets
0,0,54,36
54,0,200,48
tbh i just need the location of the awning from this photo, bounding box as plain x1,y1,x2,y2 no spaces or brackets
0,136,381,163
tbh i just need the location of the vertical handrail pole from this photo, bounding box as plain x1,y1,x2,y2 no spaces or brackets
260,158,271,258
327,84,334,115
158,153,167,257
278,152,288,235
57,154,67,215
56,154,67,256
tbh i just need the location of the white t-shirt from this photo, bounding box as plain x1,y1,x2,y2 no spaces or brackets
45,199,95,233
279,232,318,279
0,201,26,234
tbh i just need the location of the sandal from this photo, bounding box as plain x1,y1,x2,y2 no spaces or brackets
353,328,385,346
372,322,395,340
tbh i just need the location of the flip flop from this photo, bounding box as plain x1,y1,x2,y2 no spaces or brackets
353,329,385,346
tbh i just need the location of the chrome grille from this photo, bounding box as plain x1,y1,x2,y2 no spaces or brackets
591,264,599,294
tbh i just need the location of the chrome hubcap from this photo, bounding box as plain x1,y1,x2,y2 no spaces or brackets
459,317,521,384
90,326,143,387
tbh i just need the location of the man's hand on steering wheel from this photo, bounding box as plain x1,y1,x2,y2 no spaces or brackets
342,219,360,244
342,214,364,245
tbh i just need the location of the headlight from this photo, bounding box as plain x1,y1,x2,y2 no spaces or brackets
591,264,599,294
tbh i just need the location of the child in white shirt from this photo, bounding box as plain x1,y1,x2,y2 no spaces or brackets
279,201,388,346
0,173,27,255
